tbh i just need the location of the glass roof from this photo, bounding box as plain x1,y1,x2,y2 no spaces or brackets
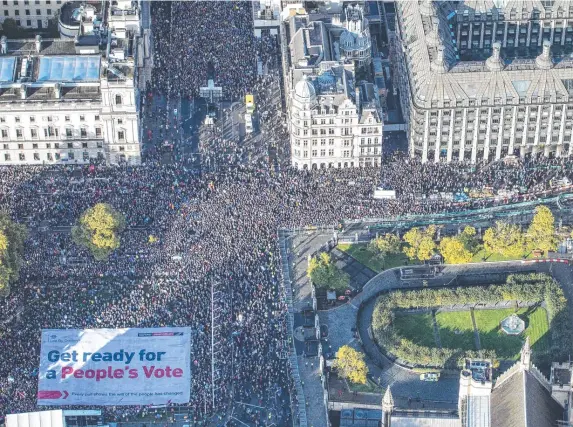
0,57,16,82
37,56,100,82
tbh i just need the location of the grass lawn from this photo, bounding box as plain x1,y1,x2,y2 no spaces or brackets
346,377,384,394
337,243,411,273
393,313,436,347
473,307,549,358
390,307,550,360
470,248,534,263
435,311,476,350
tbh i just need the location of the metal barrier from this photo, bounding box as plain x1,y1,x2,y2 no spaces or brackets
278,230,308,427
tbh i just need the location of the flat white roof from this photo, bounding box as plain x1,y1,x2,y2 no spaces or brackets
6,410,65,427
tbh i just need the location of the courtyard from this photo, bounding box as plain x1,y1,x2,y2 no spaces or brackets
393,306,550,360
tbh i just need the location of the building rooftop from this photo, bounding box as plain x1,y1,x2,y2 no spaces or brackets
396,0,573,109
37,56,100,82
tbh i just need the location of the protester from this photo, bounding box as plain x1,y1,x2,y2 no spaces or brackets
0,1,571,424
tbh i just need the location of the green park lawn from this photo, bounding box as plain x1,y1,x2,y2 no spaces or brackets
435,311,476,350
392,307,549,360
337,243,411,273
393,313,436,347
470,248,534,263
473,307,550,358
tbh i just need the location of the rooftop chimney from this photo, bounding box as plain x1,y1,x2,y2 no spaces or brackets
486,42,504,71
419,0,434,17
430,46,447,73
355,86,361,113
20,84,27,100
54,83,61,99
536,40,553,70
35,35,42,54
0,36,7,55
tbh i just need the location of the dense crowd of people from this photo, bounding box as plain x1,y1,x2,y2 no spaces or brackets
1,1,573,426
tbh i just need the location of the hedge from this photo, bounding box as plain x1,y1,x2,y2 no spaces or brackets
371,273,570,369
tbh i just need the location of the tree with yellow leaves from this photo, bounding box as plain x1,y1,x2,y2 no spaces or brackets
526,205,558,253
307,252,350,292
333,345,368,384
72,203,126,261
403,225,436,261
0,214,27,297
369,233,401,257
483,221,525,259
439,237,473,264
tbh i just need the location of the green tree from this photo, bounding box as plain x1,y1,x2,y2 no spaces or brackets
369,233,401,256
0,214,27,297
403,225,436,261
332,345,368,384
72,203,126,261
439,236,473,264
483,221,525,259
0,18,27,38
459,226,479,254
307,252,350,292
526,205,558,253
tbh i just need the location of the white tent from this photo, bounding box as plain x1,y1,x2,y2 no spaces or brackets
6,410,65,427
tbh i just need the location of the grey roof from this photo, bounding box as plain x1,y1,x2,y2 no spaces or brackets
396,0,573,109
5,39,78,56
466,395,491,427
391,415,461,427
491,369,564,427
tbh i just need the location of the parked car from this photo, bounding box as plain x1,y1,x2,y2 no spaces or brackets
419,372,440,382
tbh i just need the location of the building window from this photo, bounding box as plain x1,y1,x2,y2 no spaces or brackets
4,154,10,161
30,129,37,138
65,115,70,122
2,144,7,149
115,95,123,105
94,115,100,121
35,8,40,14
26,19,31,26
19,153,25,161
16,129,23,138
66,128,72,138
46,143,51,149
82,142,88,148
80,115,85,122
15,10,19,16
33,153,40,161
68,152,74,160
97,141,103,148
25,9,30,15
46,8,51,14
3,11,8,16
29,116,35,123
32,143,38,149
14,116,20,123
1,130,7,139
47,153,53,161
18,144,23,149
80,128,87,138
118,131,125,141
67,142,73,149
117,119,123,124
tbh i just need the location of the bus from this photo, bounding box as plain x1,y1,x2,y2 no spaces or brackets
245,113,253,134
245,94,255,114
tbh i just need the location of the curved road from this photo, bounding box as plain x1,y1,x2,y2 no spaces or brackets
321,260,573,407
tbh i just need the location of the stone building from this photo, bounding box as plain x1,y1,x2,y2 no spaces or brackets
284,5,383,170
393,0,573,163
